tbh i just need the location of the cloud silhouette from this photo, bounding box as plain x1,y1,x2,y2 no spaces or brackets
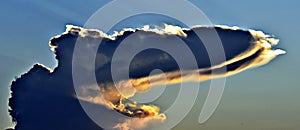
9,24,285,130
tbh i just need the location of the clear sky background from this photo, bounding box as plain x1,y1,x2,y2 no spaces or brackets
0,0,299,129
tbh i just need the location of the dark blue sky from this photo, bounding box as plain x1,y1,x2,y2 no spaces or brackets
1,0,299,129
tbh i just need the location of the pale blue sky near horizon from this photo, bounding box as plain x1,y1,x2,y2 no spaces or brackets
0,0,299,129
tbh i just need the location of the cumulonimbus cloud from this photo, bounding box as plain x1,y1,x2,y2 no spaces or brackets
9,24,285,130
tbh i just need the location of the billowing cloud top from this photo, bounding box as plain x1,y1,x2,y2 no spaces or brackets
9,24,285,130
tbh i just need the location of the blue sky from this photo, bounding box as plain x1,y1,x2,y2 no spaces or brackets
1,0,299,129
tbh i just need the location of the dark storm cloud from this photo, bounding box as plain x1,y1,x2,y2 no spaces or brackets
8,24,285,130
